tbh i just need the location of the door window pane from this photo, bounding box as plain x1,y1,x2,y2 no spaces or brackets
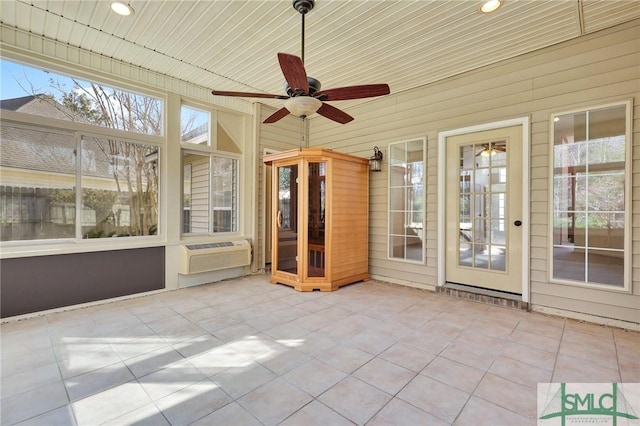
551,104,628,288
457,140,508,272
276,164,298,275
308,162,326,277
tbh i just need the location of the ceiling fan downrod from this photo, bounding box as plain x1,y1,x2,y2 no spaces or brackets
293,0,314,63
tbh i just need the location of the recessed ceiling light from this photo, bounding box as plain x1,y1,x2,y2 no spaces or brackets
480,0,502,13
111,2,134,16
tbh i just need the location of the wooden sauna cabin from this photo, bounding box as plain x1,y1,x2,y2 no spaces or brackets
263,148,370,291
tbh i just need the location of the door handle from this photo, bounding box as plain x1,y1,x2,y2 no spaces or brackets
277,210,283,228
514,220,522,227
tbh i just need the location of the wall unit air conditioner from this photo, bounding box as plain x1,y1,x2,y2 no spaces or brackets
179,240,251,275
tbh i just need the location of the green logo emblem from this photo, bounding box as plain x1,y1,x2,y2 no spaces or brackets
539,383,639,426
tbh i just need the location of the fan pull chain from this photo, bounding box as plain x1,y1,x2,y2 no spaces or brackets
305,117,310,148
299,116,305,151
298,116,310,150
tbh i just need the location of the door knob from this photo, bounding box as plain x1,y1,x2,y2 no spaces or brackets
514,220,522,227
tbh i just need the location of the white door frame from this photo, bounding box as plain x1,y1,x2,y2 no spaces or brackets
437,117,531,302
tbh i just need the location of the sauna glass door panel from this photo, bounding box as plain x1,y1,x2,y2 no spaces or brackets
276,164,298,275
307,162,326,278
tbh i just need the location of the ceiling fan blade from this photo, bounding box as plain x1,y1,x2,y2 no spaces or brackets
314,84,390,101
316,103,353,124
212,90,289,100
263,107,291,124
278,53,309,95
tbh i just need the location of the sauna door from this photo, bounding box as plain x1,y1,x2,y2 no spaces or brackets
275,163,299,275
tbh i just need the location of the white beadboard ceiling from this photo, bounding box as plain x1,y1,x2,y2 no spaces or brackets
1,0,639,111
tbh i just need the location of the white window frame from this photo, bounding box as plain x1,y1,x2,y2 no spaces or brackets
0,117,164,248
548,99,632,292
1,56,166,249
1,57,165,137
180,102,241,237
387,137,427,264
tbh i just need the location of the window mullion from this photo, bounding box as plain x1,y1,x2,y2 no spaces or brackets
209,155,214,234
75,132,82,240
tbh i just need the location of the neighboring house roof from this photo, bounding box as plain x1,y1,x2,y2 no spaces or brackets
0,95,36,111
1,94,82,121
0,95,110,178
1,125,77,175
182,123,208,144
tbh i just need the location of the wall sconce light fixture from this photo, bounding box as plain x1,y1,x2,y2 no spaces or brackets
369,146,383,172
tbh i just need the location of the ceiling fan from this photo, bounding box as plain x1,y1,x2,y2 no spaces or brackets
211,0,390,124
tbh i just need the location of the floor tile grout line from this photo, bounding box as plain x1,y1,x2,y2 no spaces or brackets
3,278,636,425
549,319,567,383
611,327,625,383
359,368,422,425
44,314,79,426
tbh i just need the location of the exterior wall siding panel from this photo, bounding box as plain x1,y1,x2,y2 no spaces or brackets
310,19,640,325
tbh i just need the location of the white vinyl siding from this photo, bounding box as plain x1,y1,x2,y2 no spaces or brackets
190,157,210,234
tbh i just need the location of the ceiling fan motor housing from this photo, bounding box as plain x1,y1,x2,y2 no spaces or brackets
293,0,315,14
285,77,321,96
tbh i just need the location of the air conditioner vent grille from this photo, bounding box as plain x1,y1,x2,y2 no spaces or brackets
186,242,234,250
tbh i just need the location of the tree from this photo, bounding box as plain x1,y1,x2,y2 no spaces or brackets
44,77,161,237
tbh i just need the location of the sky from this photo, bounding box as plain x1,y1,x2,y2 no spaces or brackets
0,59,68,100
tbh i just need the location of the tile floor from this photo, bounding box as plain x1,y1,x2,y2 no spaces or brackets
1,275,638,425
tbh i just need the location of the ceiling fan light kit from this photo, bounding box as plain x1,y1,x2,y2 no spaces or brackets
480,147,496,157
211,0,390,124
477,142,507,157
284,96,322,118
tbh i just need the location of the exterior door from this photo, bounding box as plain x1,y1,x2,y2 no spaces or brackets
445,126,523,293
275,163,299,275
